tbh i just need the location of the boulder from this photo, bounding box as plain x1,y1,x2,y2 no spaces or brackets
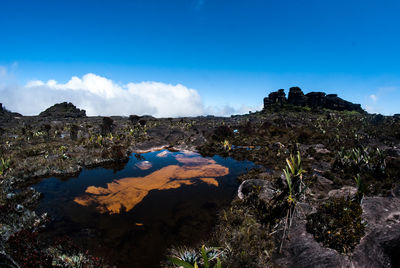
238,179,276,204
328,186,357,199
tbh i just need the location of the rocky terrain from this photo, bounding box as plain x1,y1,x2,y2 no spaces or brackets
0,87,399,267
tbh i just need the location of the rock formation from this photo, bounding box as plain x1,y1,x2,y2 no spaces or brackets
0,103,22,121
264,87,364,112
264,89,287,107
288,87,308,106
39,102,86,118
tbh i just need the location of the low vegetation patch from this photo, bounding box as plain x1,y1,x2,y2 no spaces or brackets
306,198,365,253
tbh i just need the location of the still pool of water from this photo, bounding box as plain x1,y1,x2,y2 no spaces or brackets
35,149,254,267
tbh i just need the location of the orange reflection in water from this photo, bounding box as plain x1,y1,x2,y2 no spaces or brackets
74,155,229,214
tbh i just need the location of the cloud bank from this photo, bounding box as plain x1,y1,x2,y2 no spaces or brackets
1,73,205,117
0,69,261,117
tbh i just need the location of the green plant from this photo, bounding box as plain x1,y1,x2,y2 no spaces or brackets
283,169,294,204
354,174,367,202
201,246,222,268
306,198,365,253
283,151,306,205
222,140,231,151
337,147,385,174
0,157,11,175
168,245,222,268
59,145,67,153
96,135,103,146
33,131,46,137
280,152,306,252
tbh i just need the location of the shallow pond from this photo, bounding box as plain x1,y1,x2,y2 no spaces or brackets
35,149,254,267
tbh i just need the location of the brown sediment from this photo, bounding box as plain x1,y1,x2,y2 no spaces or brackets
199,178,219,187
74,156,229,214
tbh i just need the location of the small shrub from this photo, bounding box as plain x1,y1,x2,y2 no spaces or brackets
210,200,274,267
7,230,52,267
306,198,365,253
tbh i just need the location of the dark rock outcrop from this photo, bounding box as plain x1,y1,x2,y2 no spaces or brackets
39,102,86,118
264,89,286,107
288,87,307,106
264,87,364,112
305,92,327,108
324,93,363,112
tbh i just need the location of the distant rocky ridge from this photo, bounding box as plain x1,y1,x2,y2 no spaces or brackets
264,87,364,112
39,102,86,118
0,103,21,118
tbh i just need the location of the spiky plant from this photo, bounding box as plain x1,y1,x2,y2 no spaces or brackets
0,157,11,176
168,245,222,268
283,151,306,205
169,247,200,266
354,174,367,203
280,151,306,252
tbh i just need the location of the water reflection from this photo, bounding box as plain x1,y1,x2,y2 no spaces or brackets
74,154,229,214
135,161,152,170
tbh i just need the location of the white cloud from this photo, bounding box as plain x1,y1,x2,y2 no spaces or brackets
0,66,7,77
1,73,205,117
1,72,262,117
365,105,379,114
369,94,377,103
205,104,261,116
363,87,399,115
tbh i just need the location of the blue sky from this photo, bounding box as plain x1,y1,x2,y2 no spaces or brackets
1,0,399,116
